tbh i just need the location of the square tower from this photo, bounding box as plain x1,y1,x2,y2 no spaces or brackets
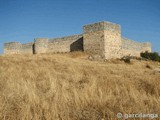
83,21,122,59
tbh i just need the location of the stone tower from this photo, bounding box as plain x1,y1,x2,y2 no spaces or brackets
83,21,121,59
34,38,48,54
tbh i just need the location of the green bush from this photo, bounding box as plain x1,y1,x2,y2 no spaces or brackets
141,51,160,62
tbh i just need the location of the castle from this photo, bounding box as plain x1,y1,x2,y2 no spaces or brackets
4,21,151,59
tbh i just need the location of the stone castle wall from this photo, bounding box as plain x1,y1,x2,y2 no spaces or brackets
21,42,34,54
4,35,83,55
4,42,22,54
48,34,83,53
121,37,152,57
3,21,152,59
4,42,34,55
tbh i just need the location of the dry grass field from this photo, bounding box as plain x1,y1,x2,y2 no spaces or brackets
0,52,160,120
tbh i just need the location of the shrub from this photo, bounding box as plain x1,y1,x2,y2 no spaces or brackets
121,56,131,64
124,57,131,63
141,51,160,62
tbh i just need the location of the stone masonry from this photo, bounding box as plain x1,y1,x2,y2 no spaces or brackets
4,21,152,59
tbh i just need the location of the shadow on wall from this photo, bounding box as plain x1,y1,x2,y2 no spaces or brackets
70,37,84,52
32,44,36,54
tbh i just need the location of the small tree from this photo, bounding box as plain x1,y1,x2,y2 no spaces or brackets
141,51,160,62
140,51,150,59
150,52,159,61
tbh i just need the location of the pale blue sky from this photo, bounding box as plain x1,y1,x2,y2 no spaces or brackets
0,0,160,54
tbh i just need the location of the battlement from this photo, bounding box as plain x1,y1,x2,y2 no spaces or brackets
3,20,152,59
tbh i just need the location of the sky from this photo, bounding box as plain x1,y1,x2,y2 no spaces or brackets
0,0,160,54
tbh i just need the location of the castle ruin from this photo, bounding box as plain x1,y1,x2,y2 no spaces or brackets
4,21,151,59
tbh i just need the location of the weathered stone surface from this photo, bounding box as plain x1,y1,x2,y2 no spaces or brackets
3,21,152,59
83,21,122,59
21,42,34,54
83,30,105,58
4,42,22,54
34,38,48,54
104,29,121,59
48,34,83,53
83,21,121,33
121,37,152,57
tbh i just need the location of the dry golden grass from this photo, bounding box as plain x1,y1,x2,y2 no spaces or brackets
0,52,160,120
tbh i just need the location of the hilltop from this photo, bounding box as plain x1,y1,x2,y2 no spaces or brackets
0,52,160,120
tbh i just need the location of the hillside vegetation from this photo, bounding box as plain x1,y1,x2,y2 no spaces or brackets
0,52,160,120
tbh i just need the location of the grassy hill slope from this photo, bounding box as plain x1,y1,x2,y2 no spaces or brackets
0,52,160,120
